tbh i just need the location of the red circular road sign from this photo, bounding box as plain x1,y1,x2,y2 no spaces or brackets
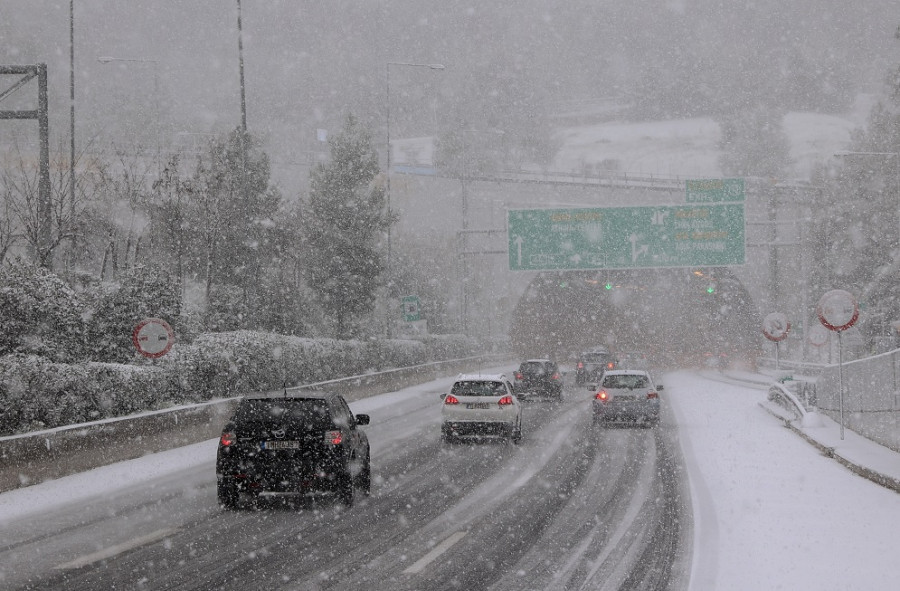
763,312,791,342
816,290,859,332
132,318,175,358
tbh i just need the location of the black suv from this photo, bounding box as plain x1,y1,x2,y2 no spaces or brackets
575,350,617,385
513,359,563,400
216,390,370,509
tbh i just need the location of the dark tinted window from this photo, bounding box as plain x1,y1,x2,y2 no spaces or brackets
451,380,507,397
602,374,649,389
234,398,334,429
582,353,613,364
519,362,550,375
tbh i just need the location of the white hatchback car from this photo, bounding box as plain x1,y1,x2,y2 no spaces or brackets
441,374,522,443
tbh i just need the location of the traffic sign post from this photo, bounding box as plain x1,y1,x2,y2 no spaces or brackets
816,289,859,440
401,295,421,322
132,318,174,359
763,312,791,370
507,205,745,271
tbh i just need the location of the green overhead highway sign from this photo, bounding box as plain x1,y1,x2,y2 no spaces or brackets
685,178,744,202
507,205,745,271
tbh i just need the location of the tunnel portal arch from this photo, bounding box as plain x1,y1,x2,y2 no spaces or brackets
509,267,761,368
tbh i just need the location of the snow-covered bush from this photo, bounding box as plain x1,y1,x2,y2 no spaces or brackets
0,330,495,435
0,262,87,363
85,265,182,363
83,361,180,416
0,354,94,433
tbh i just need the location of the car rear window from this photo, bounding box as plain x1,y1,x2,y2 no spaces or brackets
234,399,334,429
602,375,649,389
451,380,507,397
519,362,549,375
582,353,613,364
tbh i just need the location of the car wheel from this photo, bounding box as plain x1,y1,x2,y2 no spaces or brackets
511,418,523,444
357,458,372,496
217,480,240,510
337,470,354,507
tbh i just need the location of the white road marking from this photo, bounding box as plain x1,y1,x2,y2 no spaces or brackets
54,527,180,570
403,530,468,574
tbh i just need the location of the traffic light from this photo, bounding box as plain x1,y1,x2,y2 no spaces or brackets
706,283,716,294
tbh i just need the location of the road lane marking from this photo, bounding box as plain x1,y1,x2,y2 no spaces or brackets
403,530,467,574
54,527,180,570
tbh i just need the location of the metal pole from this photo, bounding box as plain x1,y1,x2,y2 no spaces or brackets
37,64,52,266
838,330,845,440
153,61,160,175
237,0,247,132
69,0,76,274
386,62,392,271
383,61,445,337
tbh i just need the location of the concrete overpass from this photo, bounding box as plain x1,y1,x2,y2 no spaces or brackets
390,168,820,356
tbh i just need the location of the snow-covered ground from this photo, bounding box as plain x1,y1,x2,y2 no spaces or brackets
550,97,872,182
1,370,897,590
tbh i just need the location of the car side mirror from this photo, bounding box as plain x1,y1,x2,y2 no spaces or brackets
356,414,370,426
439,393,447,400
657,385,664,391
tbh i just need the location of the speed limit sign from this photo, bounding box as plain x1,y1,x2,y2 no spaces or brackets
132,318,175,358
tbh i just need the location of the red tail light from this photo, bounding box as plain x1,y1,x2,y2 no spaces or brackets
606,362,615,369
220,431,235,446
647,391,659,399
498,395,514,406
595,390,609,401
515,372,523,380
324,430,343,445
444,394,460,405
577,362,584,369
551,372,561,380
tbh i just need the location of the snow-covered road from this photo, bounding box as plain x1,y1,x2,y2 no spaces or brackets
1,369,898,590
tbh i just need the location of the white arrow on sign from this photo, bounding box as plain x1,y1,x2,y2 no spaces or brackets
514,235,525,267
630,234,649,262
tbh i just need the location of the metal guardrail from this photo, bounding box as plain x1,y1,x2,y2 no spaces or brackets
0,354,511,494
766,382,810,421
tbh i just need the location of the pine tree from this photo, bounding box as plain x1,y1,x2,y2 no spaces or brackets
305,115,393,339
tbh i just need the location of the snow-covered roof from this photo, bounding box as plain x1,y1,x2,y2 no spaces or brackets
455,373,508,383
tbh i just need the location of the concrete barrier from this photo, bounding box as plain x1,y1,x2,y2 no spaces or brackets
0,355,511,493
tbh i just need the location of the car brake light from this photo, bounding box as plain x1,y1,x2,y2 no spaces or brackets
515,372,523,380
220,432,235,446
324,430,343,445
551,372,560,380
577,362,584,369
498,395,514,406
595,390,608,401
444,394,460,405
647,391,659,399
607,362,615,369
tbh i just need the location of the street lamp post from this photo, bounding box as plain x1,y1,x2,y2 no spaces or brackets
97,56,161,174
385,61,444,336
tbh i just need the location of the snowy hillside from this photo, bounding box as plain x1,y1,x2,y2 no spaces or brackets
551,98,873,182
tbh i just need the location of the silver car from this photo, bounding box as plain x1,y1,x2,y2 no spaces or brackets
591,369,662,427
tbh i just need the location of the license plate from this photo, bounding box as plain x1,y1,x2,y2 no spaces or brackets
262,440,300,450
466,402,491,409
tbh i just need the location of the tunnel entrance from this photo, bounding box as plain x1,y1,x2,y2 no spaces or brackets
509,267,760,368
